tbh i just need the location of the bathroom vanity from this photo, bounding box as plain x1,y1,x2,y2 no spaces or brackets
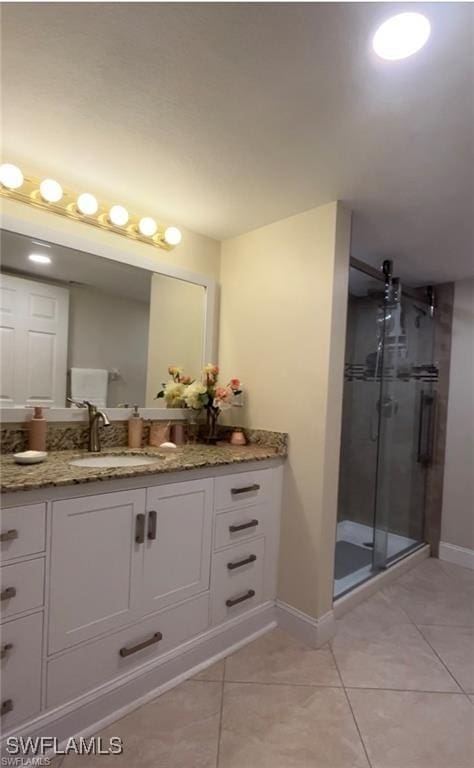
0,444,284,746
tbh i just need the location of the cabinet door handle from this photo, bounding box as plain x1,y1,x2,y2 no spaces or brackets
229,519,259,533
135,513,145,544
0,587,16,602
0,530,18,543
1,699,13,717
147,510,157,541
0,643,13,660
227,554,257,571
119,631,162,658
226,589,256,607
231,484,260,496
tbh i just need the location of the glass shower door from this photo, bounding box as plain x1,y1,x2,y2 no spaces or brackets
372,270,435,569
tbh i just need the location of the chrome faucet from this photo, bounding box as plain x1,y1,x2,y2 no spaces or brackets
67,398,111,452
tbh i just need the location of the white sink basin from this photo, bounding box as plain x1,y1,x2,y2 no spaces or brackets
70,455,160,469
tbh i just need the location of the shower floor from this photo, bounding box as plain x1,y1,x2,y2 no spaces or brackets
334,520,417,597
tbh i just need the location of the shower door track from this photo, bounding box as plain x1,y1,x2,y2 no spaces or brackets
350,256,432,306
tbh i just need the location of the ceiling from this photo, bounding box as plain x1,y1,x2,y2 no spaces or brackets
1,3,473,285
0,230,151,303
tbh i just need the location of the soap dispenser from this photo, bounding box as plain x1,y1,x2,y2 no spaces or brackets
29,406,47,451
128,405,143,449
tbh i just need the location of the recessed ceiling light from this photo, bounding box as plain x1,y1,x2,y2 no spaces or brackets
372,12,431,61
29,253,52,265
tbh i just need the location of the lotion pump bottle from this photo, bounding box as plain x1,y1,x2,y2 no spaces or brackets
29,406,47,451
128,405,143,448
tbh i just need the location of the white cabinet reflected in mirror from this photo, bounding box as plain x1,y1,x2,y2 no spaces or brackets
0,229,209,409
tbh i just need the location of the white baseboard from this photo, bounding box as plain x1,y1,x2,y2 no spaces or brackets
439,541,474,570
275,600,336,648
1,602,276,754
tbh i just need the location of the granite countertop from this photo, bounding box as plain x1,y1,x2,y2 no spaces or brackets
0,442,287,493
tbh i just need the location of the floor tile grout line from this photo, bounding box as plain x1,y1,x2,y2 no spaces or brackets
329,644,373,768
215,658,226,768
414,623,469,695
380,563,472,695
344,686,470,696
413,623,474,629
219,679,344,688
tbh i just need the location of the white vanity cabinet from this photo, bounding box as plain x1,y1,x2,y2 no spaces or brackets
48,489,147,653
0,502,46,733
142,479,213,614
0,461,282,746
48,479,213,654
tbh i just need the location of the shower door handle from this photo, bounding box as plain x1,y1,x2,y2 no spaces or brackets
417,391,435,466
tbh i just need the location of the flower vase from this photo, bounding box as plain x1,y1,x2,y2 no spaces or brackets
186,408,201,444
204,407,220,444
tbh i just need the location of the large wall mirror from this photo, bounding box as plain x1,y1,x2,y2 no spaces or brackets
0,227,215,412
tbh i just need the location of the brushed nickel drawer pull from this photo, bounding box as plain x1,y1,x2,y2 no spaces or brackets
226,589,255,607
119,631,162,658
0,530,18,543
0,643,13,660
0,587,16,602
229,519,259,533
147,510,157,541
227,554,257,571
231,484,260,496
135,513,145,544
1,699,13,716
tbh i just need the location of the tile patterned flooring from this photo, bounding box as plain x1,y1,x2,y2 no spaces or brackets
60,557,474,767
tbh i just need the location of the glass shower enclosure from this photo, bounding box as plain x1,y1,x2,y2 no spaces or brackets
334,259,435,597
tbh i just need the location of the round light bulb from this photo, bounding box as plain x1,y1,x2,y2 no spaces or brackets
0,163,24,190
40,178,63,203
372,13,431,61
138,216,158,237
164,226,182,246
77,192,98,216
109,205,129,227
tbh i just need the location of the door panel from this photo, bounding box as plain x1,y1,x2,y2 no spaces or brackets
373,277,434,568
0,273,69,407
49,490,145,653
143,479,213,613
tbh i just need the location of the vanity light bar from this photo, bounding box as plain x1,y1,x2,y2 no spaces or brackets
0,164,182,250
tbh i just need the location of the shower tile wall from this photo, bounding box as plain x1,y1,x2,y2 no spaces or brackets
338,293,436,540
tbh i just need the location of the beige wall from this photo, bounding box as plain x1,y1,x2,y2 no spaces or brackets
145,274,206,405
219,202,351,619
68,285,150,407
441,278,474,551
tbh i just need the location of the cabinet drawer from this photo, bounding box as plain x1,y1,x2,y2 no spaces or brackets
214,502,270,551
214,469,272,511
47,592,210,709
211,538,265,626
0,503,46,564
0,558,45,621
0,612,43,731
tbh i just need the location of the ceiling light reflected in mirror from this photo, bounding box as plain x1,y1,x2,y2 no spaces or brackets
372,12,431,61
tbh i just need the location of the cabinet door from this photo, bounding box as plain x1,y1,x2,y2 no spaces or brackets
143,479,213,614
49,489,145,654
